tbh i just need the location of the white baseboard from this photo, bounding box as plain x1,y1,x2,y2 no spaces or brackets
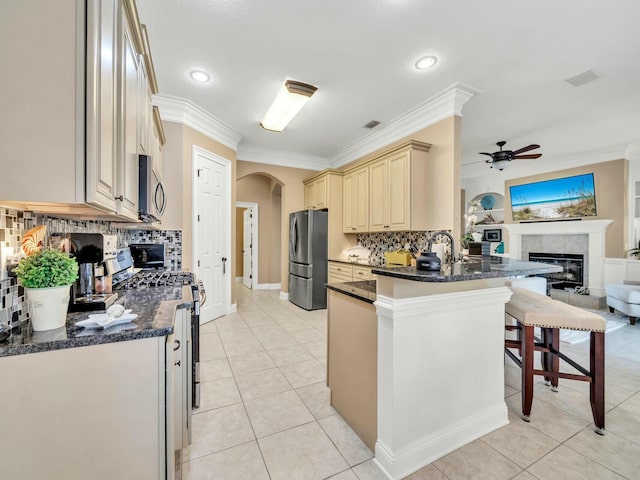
227,303,237,314
256,283,281,290
279,291,289,301
375,404,508,479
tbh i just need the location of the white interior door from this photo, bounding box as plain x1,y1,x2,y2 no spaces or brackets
193,147,230,323
243,208,253,289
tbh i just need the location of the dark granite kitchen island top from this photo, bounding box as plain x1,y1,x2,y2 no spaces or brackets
0,284,194,358
372,256,561,282
326,280,377,304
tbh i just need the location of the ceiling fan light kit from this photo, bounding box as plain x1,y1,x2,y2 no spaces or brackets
260,80,318,132
480,140,542,171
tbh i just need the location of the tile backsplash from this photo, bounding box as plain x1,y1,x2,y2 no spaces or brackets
0,207,183,327
357,230,452,265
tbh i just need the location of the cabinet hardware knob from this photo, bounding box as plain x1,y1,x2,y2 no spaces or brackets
175,360,181,367
115,195,124,201
173,339,181,351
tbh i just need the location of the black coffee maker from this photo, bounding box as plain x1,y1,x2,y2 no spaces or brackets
68,233,119,311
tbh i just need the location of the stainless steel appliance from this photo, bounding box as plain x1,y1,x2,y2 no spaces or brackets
138,154,166,223
129,243,165,269
112,267,206,409
289,209,328,310
68,233,119,311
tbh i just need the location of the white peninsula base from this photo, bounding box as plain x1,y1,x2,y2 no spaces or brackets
373,276,513,479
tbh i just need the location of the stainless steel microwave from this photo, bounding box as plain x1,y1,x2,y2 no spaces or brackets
138,154,166,223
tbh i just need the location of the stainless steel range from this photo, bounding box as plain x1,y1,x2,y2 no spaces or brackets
112,254,206,408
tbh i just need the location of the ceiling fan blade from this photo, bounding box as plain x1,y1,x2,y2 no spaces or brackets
513,153,542,159
511,144,540,155
478,152,494,156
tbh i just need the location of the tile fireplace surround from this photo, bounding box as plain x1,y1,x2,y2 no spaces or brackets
503,219,613,297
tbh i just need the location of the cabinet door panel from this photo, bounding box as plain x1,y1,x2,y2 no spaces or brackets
315,176,327,209
388,152,411,230
119,16,140,220
85,0,118,212
369,160,387,231
355,168,369,232
343,173,355,232
305,182,315,209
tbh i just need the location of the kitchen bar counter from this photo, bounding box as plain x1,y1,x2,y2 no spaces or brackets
0,284,193,358
372,256,561,282
332,257,562,479
326,280,377,304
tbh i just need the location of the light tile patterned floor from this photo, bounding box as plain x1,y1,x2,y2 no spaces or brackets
183,286,640,479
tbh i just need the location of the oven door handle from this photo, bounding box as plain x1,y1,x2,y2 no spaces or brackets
198,281,207,306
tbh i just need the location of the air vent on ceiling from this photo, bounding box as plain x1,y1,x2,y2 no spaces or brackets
565,69,601,87
363,120,381,129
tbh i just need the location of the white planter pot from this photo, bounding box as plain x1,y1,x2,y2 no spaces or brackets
471,232,483,242
26,285,71,331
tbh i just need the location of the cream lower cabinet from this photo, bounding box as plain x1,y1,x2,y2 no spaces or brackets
0,336,174,480
328,262,374,283
343,167,369,233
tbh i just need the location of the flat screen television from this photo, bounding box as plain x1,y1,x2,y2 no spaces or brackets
509,173,597,221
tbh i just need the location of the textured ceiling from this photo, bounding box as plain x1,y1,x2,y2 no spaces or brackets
136,0,640,179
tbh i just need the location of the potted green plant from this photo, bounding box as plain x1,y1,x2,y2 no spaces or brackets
13,249,78,331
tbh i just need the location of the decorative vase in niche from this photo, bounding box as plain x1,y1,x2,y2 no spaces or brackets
471,232,483,242
26,285,71,331
480,195,496,210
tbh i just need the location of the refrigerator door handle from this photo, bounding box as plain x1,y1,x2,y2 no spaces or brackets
292,217,298,255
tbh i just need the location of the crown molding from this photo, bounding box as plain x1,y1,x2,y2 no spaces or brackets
328,83,482,168
237,145,330,171
152,93,242,151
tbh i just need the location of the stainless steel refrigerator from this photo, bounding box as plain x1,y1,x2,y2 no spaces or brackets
289,209,328,310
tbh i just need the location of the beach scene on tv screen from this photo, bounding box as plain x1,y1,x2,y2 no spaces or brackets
510,173,597,221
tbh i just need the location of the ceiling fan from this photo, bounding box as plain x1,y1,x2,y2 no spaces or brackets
479,141,542,170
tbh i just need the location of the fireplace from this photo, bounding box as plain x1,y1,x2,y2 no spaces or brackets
502,220,612,297
528,252,584,291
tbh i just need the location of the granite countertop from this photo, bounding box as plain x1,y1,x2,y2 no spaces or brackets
326,280,377,304
328,258,384,267
372,256,562,282
0,285,194,358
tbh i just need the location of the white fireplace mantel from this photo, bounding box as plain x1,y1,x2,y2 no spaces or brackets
502,219,613,296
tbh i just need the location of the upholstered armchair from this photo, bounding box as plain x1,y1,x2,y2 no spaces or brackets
605,280,640,325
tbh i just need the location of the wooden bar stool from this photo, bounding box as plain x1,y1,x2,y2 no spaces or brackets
504,287,606,435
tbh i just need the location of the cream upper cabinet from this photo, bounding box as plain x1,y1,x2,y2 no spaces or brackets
343,167,369,233
0,0,152,221
368,159,388,231
369,150,411,232
118,9,142,220
305,174,328,209
85,0,119,213
387,149,411,230
343,141,431,233
152,106,166,178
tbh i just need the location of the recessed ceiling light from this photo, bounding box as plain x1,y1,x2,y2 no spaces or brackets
189,70,211,83
414,55,438,70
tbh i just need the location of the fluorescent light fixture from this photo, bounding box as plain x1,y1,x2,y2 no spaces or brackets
414,55,438,70
260,80,318,132
190,70,210,83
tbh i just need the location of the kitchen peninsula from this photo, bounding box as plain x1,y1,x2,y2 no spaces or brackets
327,257,561,480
